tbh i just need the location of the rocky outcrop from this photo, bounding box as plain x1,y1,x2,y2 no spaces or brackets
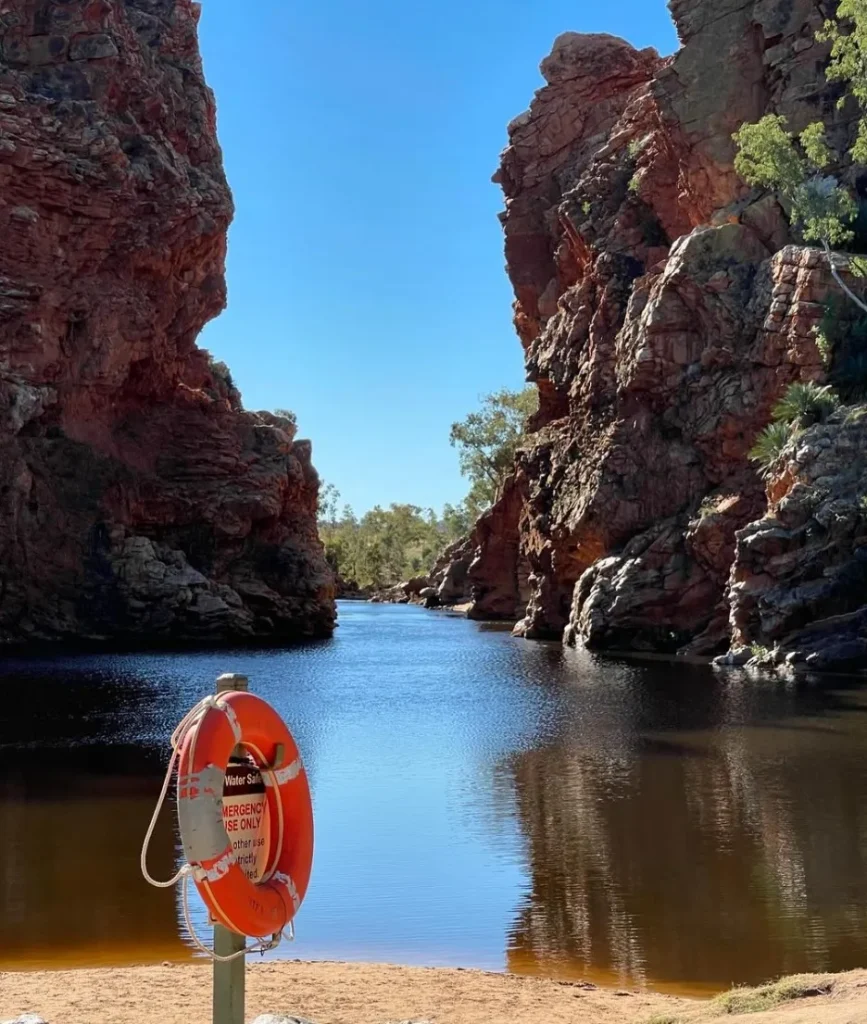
728,410,867,672
0,0,334,644
334,575,371,601
445,0,867,668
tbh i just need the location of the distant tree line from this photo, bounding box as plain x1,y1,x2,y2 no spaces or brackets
318,496,472,590
320,386,538,590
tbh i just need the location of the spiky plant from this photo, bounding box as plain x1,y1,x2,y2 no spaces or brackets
771,381,839,427
749,421,796,479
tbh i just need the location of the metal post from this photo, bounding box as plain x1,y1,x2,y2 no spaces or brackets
213,673,248,1024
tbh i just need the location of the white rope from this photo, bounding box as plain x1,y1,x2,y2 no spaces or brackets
140,693,295,961
140,695,221,888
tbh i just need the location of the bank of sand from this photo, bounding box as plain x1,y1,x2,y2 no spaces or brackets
2,962,867,1024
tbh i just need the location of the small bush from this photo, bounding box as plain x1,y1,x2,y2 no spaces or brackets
273,407,298,429
750,643,772,660
582,200,592,216
814,326,833,367
627,137,644,160
628,174,640,194
749,421,795,478
206,354,235,392
771,381,839,427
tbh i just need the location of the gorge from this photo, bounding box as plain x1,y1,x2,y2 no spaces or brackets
3,0,867,671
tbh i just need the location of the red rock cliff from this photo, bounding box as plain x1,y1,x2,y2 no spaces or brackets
0,0,335,643
459,0,867,667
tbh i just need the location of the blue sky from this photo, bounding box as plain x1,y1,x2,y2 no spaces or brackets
197,1,678,515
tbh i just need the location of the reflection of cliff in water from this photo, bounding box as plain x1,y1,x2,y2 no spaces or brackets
502,657,867,991
0,663,189,967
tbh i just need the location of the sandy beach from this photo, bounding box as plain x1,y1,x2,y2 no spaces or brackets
2,962,867,1024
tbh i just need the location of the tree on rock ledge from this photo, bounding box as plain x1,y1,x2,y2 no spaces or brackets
733,0,867,314
449,387,538,516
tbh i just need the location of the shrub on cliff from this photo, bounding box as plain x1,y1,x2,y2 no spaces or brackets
771,382,839,427
749,382,840,478
206,353,237,393
273,407,298,430
749,421,795,479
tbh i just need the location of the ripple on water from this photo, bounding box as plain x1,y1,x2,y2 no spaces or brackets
2,601,867,992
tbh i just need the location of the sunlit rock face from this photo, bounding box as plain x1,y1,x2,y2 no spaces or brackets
0,0,334,643
451,0,867,667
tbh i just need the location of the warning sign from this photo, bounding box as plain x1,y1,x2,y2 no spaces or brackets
222,758,271,883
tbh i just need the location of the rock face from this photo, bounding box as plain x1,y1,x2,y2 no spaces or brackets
0,0,334,644
729,410,867,672
450,0,867,668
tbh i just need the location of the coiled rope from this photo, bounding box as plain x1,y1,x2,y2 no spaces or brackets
140,694,293,962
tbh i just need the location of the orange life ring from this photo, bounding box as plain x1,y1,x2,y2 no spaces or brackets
176,690,313,939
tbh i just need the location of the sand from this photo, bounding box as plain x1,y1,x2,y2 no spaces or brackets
1,962,866,1024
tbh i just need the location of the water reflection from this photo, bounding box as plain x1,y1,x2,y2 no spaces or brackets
503,653,867,991
1,606,866,993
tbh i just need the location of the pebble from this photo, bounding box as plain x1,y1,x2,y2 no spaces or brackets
250,1017,317,1024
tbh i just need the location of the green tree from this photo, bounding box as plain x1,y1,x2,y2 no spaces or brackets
317,495,465,590
441,501,475,542
449,387,538,513
733,2,867,314
820,0,867,164
318,481,341,524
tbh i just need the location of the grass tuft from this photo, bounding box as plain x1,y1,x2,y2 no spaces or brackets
712,974,832,1015
749,421,795,478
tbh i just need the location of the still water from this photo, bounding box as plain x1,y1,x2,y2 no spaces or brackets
2,601,867,993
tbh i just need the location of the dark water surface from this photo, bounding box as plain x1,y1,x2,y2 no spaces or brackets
2,602,867,994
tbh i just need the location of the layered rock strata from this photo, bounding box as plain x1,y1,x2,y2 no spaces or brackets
0,0,334,644
452,0,867,668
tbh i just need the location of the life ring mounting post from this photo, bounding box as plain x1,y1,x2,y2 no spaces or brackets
213,672,248,1024
139,671,314,1024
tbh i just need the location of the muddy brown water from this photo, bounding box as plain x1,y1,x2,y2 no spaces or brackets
2,601,867,995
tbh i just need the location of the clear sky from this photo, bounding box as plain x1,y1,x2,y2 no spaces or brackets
197,0,679,515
